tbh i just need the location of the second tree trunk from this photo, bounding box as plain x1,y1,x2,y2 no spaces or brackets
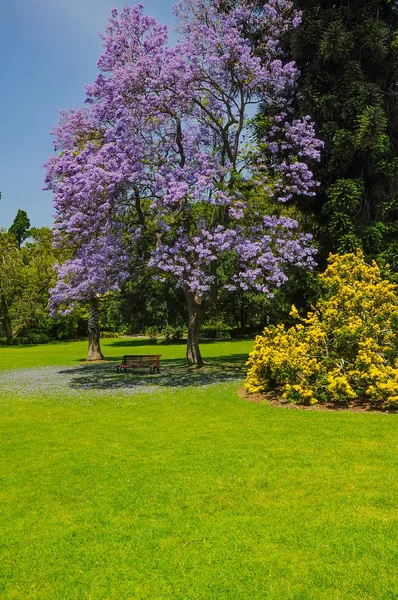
186,298,205,367
0,295,12,345
87,297,104,361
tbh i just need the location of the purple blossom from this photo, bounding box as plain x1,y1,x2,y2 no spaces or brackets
45,0,321,317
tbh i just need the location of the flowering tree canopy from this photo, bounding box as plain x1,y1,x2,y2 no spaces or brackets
45,0,323,365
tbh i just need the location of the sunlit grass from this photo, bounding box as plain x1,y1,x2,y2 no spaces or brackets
0,336,254,371
0,339,397,599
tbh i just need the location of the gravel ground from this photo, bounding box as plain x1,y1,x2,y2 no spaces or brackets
0,362,243,403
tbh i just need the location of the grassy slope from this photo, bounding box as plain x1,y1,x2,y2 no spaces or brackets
0,340,397,599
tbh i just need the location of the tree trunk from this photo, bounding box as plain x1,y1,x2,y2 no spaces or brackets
87,297,104,361
186,297,205,367
0,294,12,344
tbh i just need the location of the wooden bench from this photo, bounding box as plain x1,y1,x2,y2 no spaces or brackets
116,355,161,374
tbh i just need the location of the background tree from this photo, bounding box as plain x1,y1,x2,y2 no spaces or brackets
287,0,398,265
0,231,24,343
13,227,60,340
8,209,31,248
0,227,61,343
45,0,322,366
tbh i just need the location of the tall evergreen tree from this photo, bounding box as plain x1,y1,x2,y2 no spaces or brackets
289,0,398,265
8,209,31,248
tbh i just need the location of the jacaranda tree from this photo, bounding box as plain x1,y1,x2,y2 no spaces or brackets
45,111,130,360
45,0,323,365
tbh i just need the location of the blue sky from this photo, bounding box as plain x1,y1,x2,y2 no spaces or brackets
0,0,176,229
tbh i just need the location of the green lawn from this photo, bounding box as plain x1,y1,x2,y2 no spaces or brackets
0,337,252,371
0,339,397,599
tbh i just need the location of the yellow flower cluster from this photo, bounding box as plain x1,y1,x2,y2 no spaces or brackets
245,251,398,407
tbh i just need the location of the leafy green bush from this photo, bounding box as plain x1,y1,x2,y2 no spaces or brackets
146,326,160,341
157,325,187,344
0,333,51,345
100,331,120,339
201,320,235,339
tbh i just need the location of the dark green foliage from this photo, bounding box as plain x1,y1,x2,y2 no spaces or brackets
8,209,31,248
100,275,187,336
323,179,364,253
289,0,398,267
204,267,321,335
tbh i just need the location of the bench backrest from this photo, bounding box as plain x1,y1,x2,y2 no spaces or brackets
141,355,161,366
122,354,161,366
122,355,142,366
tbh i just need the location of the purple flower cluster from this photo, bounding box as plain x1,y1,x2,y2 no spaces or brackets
45,0,322,310
49,234,129,314
260,113,324,203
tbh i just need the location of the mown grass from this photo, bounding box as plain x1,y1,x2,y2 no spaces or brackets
0,337,253,371
0,339,397,599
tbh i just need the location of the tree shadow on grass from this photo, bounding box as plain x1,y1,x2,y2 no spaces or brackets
104,338,166,349
59,356,247,391
205,353,249,367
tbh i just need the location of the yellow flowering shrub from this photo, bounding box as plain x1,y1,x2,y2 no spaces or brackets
246,251,398,407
